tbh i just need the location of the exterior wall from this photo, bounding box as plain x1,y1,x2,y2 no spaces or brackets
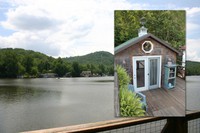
115,37,177,87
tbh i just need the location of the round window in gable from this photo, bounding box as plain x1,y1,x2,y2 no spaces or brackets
142,41,153,53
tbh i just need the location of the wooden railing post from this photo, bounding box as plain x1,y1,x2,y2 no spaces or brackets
161,117,187,133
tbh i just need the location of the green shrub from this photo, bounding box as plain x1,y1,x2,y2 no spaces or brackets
116,65,145,116
119,85,145,117
116,65,131,87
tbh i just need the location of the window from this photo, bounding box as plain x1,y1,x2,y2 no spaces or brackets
142,41,153,53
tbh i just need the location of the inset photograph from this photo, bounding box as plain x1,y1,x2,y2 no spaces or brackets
114,10,186,117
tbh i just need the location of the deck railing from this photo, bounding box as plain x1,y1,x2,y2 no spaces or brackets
24,111,200,133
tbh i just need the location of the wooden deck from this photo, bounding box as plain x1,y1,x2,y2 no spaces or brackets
142,77,185,116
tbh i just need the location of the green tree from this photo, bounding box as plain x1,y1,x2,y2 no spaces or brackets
30,67,38,76
108,66,114,76
38,59,51,73
115,10,185,49
18,63,26,75
0,51,19,78
90,64,95,75
23,55,34,74
54,57,68,77
186,61,200,76
54,63,67,77
98,64,106,76
72,62,81,77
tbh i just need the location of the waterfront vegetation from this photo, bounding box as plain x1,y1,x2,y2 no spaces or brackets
186,61,200,76
0,48,114,78
116,65,145,116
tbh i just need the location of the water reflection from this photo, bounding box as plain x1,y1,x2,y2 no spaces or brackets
186,76,200,111
0,85,61,103
0,77,114,133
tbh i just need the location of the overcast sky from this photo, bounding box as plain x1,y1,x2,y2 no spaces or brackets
0,0,200,61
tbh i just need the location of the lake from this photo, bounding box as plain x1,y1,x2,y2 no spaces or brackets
0,77,115,133
186,76,200,111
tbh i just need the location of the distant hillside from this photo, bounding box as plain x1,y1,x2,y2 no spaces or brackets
63,51,114,66
0,48,114,78
0,48,49,59
186,60,200,76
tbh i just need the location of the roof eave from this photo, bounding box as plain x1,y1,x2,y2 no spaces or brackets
115,33,181,55
115,34,151,54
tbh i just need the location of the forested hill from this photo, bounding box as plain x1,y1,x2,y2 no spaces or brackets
63,51,113,66
186,61,200,76
0,48,49,59
0,48,114,78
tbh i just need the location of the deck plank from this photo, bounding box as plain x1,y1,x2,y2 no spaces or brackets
142,77,185,116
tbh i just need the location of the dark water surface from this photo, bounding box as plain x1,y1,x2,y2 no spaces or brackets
0,77,115,133
186,76,200,111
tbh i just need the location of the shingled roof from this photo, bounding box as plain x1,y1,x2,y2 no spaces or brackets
115,33,181,55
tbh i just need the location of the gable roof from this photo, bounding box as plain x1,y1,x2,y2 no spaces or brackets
115,33,181,55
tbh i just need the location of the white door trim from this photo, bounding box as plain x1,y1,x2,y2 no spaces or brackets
133,55,162,92
148,56,162,89
133,57,148,92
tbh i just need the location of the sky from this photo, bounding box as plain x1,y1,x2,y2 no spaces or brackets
0,0,200,61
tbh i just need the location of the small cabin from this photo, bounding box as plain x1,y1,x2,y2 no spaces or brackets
115,26,181,92
80,71,92,77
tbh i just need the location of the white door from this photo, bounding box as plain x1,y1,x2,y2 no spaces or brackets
133,56,161,92
148,57,161,89
133,57,148,92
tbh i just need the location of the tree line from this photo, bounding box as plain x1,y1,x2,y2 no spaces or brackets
186,61,200,76
0,48,114,78
115,10,185,49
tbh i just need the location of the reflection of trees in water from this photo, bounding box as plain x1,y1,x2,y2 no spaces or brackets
94,80,114,82
0,86,61,103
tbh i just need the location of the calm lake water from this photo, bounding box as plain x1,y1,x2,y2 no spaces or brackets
186,76,200,111
0,77,115,133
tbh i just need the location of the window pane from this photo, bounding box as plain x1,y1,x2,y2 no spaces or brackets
136,60,145,88
150,59,157,86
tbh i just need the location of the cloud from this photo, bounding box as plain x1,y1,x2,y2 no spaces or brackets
0,0,200,59
6,14,58,31
183,7,200,39
0,0,142,57
187,22,200,32
0,31,60,56
1,5,60,31
186,7,200,17
187,39,200,62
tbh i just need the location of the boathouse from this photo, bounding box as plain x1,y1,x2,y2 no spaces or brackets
115,25,181,92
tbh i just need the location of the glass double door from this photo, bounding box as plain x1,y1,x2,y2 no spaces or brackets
133,56,161,92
